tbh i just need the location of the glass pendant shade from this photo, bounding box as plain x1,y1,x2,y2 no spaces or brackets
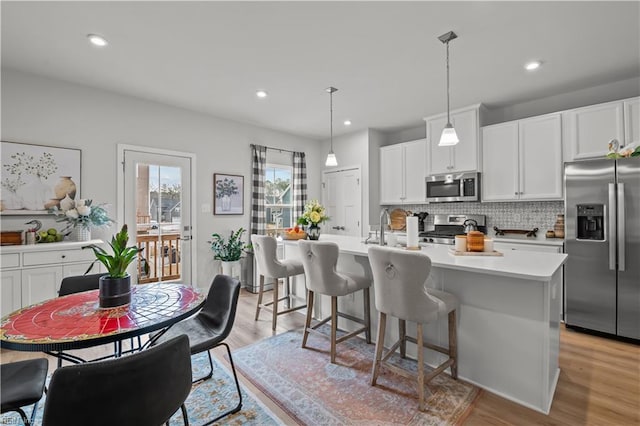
438,123,459,146
325,151,338,167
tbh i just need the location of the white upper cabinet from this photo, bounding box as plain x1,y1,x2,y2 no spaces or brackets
425,104,482,175
379,139,426,204
482,113,563,201
563,98,630,161
624,97,639,148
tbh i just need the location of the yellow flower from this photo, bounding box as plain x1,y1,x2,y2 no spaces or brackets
309,211,321,224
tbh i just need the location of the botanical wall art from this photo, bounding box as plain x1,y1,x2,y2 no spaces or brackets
1,141,81,215
214,173,243,215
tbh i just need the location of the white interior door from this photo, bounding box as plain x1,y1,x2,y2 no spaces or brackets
322,167,361,237
121,148,193,285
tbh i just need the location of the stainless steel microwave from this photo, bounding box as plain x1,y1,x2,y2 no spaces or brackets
425,172,480,203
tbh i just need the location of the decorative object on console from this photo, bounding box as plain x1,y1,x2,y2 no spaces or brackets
84,225,142,308
325,87,338,167
437,31,459,147
1,141,81,214
297,199,329,240
493,226,539,238
50,198,114,241
214,173,244,215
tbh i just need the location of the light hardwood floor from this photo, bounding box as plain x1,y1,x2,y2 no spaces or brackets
2,287,639,425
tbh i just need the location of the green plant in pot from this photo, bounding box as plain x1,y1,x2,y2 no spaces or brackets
85,224,143,308
210,227,249,279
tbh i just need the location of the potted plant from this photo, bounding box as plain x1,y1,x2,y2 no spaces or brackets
296,199,330,240
85,224,143,308
210,227,249,279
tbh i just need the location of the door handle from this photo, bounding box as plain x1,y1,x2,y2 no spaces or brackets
608,183,616,271
617,183,625,272
332,226,345,231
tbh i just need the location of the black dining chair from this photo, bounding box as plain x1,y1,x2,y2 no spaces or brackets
42,334,192,426
58,273,106,296
1,358,49,426
153,274,243,425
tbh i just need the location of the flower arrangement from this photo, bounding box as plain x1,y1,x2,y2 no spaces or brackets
607,139,640,159
215,177,239,198
209,227,250,262
51,196,114,231
297,199,329,226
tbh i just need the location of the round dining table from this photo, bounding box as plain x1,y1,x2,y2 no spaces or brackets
0,283,205,362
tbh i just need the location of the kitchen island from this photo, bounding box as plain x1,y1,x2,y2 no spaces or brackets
283,234,567,414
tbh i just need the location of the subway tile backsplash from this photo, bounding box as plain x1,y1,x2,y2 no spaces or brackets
389,201,564,233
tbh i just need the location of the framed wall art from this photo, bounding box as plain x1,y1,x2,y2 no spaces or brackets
214,173,243,215
1,141,81,215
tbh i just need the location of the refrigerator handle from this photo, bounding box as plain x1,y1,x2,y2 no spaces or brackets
617,183,625,272
608,183,616,271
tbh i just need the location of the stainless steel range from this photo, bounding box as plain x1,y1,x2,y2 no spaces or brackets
420,214,487,244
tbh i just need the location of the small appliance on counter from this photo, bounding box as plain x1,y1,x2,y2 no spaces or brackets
420,214,486,245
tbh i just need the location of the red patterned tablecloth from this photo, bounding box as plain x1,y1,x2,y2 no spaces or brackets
0,283,205,352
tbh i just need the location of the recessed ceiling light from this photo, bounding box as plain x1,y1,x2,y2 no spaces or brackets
256,90,268,98
525,61,542,71
344,120,352,126
87,34,108,47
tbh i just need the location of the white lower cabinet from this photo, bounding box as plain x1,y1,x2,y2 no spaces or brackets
0,240,103,316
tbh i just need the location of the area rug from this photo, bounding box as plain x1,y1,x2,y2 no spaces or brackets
0,352,282,425
232,328,481,425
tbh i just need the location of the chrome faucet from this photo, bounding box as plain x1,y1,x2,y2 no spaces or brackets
379,208,390,246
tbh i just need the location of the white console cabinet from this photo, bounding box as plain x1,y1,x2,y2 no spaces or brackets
0,240,104,316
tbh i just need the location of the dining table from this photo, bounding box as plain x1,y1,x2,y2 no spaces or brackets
0,282,205,363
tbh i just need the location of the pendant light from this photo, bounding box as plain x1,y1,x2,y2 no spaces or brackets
325,86,338,167
438,31,459,147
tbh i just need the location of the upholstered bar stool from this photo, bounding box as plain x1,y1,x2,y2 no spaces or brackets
251,234,306,331
298,240,371,364
367,245,459,411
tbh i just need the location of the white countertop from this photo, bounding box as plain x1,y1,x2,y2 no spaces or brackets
285,235,566,281
390,230,564,247
0,239,104,253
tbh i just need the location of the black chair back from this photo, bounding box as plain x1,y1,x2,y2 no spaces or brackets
42,335,192,426
58,273,107,296
199,274,241,339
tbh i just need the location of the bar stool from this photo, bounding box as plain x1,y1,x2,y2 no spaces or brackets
367,245,458,411
251,234,306,331
298,240,371,363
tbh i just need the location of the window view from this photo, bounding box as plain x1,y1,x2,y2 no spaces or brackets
265,164,293,234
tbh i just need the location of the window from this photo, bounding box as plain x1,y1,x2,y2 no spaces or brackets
265,164,293,232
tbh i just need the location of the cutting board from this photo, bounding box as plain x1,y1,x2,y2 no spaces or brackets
389,209,409,230
449,248,504,256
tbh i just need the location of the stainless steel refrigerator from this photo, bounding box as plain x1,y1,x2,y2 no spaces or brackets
565,157,640,340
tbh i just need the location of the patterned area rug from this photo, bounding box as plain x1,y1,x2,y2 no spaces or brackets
233,328,481,425
1,352,281,425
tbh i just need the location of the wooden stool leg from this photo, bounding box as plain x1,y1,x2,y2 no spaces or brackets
255,274,265,321
272,277,279,331
363,287,372,344
330,296,338,364
302,290,314,348
449,310,458,379
285,276,291,309
417,323,425,411
399,319,407,358
371,311,387,386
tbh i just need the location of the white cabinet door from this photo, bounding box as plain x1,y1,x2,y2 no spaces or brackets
451,108,479,172
519,113,563,200
1,269,22,317
482,122,519,201
403,139,426,203
380,144,404,204
564,100,624,161
624,97,639,148
426,115,452,175
22,266,63,306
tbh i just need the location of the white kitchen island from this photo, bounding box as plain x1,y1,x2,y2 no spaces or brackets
283,234,567,414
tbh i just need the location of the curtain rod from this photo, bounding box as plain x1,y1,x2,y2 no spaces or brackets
251,144,298,155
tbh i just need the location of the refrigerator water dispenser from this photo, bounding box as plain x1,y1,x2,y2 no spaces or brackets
577,204,604,241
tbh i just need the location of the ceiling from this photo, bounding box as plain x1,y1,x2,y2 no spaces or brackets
2,1,639,140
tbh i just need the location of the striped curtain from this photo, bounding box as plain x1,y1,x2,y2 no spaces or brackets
292,151,307,223
250,144,267,235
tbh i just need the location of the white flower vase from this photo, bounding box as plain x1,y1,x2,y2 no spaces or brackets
2,191,23,210
72,227,91,242
221,195,231,211
220,260,241,280
19,176,52,210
